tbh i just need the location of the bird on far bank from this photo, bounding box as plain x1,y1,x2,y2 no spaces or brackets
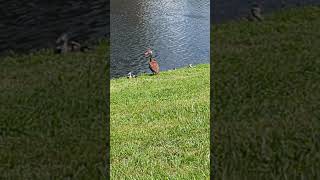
250,3,263,21
55,33,91,54
144,48,160,75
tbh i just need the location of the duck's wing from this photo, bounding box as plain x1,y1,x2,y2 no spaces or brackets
149,60,159,74
148,62,154,72
154,61,159,73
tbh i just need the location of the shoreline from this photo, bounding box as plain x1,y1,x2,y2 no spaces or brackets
110,63,209,80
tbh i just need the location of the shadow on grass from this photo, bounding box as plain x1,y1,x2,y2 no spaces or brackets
212,6,320,179
0,41,109,179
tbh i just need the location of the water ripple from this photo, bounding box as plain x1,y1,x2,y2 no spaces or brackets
0,0,108,53
111,0,210,78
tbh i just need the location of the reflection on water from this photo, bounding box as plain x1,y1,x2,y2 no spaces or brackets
111,0,210,78
0,0,109,54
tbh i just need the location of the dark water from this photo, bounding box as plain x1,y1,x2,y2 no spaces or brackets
0,0,109,54
1,0,319,57
211,0,320,24
111,0,210,78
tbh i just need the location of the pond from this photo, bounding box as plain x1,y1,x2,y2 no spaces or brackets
111,0,210,78
0,0,108,54
1,0,319,59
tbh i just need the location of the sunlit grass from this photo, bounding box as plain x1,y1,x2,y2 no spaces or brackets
111,64,210,179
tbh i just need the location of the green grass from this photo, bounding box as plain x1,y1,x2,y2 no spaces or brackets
111,64,210,179
2,5,319,180
212,6,320,179
0,41,109,179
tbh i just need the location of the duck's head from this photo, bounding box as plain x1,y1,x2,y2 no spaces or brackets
56,33,69,44
144,48,153,58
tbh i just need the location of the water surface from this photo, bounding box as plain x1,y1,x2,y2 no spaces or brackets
111,0,210,78
0,0,108,54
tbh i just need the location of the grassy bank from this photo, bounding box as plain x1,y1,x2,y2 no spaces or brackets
111,64,210,179
212,6,320,179
0,41,109,179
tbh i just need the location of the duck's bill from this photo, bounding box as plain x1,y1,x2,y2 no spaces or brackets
144,52,151,57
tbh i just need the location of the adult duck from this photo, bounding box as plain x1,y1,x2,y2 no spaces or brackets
250,3,263,21
55,33,70,53
144,48,159,75
55,33,90,53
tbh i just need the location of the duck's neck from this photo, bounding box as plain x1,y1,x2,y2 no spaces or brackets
62,40,69,52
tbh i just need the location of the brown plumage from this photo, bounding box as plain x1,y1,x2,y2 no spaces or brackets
149,57,160,75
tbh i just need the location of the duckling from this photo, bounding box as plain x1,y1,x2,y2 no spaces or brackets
127,72,133,78
127,72,136,79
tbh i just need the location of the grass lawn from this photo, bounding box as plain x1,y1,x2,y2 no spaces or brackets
2,5,320,180
212,6,320,179
111,64,210,179
0,41,109,179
